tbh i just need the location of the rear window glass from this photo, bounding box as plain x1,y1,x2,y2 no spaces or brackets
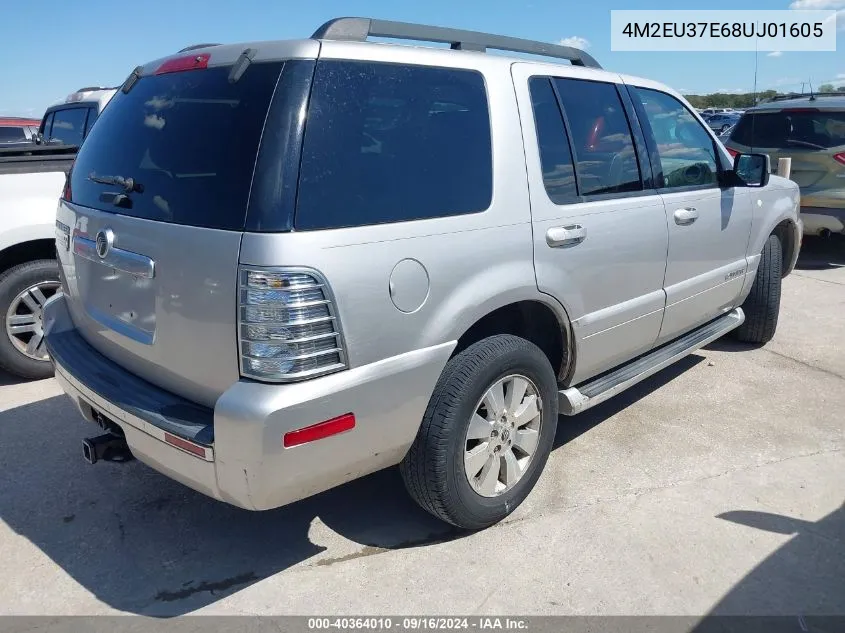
69,62,283,230
732,110,845,149
295,60,492,230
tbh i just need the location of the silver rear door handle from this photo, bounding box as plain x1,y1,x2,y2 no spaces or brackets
546,224,586,248
673,207,698,225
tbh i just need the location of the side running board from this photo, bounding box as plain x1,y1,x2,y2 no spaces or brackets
559,308,745,416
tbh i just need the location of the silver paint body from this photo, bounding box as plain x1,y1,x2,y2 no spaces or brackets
45,38,802,511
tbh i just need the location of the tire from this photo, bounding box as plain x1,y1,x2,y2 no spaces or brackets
735,234,782,344
720,125,729,133
400,334,559,530
0,259,60,380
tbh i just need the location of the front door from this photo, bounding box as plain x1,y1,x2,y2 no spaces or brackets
628,86,753,343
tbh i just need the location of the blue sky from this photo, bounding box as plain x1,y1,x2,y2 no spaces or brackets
1,0,843,118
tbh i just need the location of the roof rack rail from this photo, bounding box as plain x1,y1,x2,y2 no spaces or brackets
760,91,844,103
311,17,601,69
75,86,110,92
178,43,223,53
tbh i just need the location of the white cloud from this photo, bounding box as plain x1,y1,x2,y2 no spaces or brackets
716,87,746,94
558,36,590,50
827,9,845,31
767,51,784,57
789,0,844,8
789,0,845,30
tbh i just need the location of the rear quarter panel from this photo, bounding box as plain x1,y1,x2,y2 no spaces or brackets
240,42,564,369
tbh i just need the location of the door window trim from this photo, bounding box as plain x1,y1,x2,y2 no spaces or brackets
527,74,657,206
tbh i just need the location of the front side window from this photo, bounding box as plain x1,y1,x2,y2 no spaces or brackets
48,108,87,146
553,78,642,196
633,88,719,190
84,106,99,137
295,60,493,230
39,112,54,140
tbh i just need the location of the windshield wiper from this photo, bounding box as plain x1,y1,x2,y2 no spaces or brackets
88,172,144,193
784,139,826,150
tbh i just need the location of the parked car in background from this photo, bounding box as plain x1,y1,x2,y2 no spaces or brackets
36,87,116,147
718,124,736,142
725,94,845,237
0,87,116,379
706,113,741,134
0,117,40,149
44,18,801,530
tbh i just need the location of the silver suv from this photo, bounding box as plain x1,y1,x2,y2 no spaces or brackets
44,18,802,530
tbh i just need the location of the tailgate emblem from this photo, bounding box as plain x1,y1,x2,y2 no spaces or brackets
95,228,114,259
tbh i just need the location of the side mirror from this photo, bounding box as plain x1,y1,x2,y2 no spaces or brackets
733,153,770,187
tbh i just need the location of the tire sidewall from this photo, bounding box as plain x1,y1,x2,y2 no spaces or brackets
443,338,558,527
0,260,59,379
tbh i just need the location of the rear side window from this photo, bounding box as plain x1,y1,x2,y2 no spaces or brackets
732,110,845,149
295,60,492,230
552,78,642,196
0,127,27,143
69,62,283,230
48,108,87,146
528,77,577,204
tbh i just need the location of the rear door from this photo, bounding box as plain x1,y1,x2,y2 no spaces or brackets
629,86,753,343
512,64,669,384
56,59,285,407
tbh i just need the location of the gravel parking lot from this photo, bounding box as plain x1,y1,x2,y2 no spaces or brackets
0,237,842,617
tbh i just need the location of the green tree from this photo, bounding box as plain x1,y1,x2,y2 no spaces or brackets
837,86,845,93
819,83,835,93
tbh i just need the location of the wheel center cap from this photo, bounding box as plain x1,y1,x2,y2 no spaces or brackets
501,428,510,442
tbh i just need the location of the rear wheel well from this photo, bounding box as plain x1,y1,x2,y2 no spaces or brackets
0,240,56,274
453,301,569,381
771,220,796,276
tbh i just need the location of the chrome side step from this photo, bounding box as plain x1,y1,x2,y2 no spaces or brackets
559,308,745,416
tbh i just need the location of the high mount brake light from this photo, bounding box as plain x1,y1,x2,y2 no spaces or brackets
834,153,845,166
154,53,210,75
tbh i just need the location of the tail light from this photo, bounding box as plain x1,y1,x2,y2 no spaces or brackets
155,53,210,75
238,267,347,382
62,163,74,201
726,148,738,159
834,153,845,166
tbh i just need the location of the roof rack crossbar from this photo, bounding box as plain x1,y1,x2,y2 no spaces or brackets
761,92,844,103
311,17,602,68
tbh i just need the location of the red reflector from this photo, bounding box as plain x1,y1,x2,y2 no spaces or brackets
834,153,845,166
727,148,738,158
155,53,210,75
164,432,207,457
283,413,356,448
